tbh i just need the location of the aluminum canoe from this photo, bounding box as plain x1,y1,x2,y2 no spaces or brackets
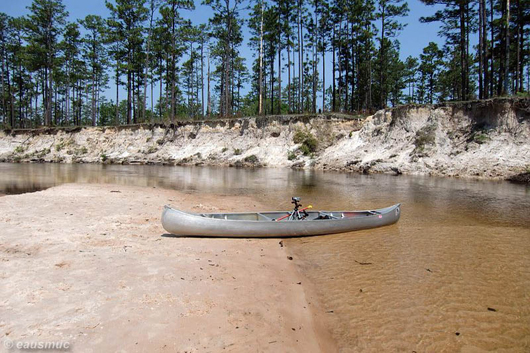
161,203,401,238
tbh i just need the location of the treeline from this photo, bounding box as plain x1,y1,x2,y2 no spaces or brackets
0,0,528,128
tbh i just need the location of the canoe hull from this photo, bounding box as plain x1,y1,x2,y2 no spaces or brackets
161,204,401,238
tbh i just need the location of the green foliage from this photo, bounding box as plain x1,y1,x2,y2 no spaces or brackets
100,153,108,162
417,42,443,104
146,146,158,154
287,150,296,161
14,145,25,154
293,130,318,155
233,148,242,155
36,148,50,158
473,132,489,144
0,0,525,129
244,155,259,164
221,147,228,153
414,124,436,151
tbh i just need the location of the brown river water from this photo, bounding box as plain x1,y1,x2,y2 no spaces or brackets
1,163,529,352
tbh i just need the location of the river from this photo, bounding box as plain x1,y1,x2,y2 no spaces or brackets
1,163,529,351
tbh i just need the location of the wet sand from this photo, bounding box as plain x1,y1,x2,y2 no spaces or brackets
0,184,336,352
287,206,530,352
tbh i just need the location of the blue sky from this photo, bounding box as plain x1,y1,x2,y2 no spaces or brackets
1,0,445,109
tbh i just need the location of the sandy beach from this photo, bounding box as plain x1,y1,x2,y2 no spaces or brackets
0,184,336,352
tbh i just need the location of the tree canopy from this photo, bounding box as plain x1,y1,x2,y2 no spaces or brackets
0,0,528,128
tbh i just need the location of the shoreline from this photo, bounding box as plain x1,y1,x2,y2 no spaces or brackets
0,184,337,352
1,159,528,184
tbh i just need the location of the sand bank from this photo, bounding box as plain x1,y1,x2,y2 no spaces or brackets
0,184,336,352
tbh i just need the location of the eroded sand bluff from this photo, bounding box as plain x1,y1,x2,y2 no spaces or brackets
1,98,528,180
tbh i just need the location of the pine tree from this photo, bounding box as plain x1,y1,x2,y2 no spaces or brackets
25,0,68,126
106,0,148,124
204,0,243,117
375,0,409,108
418,42,443,104
420,0,475,101
79,15,109,126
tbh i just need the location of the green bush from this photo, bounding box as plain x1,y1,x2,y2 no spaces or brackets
287,150,296,160
414,125,436,151
473,132,489,144
244,155,259,164
100,153,108,162
146,146,158,154
234,148,242,155
293,130,318,156
36,148,50,158
14,145,25,154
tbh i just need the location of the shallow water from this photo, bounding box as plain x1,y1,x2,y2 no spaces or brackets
1,163,529,351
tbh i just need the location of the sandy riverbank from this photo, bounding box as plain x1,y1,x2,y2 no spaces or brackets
0,184,336,352
1,99,529,181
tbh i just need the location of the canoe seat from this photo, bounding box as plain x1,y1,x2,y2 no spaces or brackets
257,213,273,221
316,212,344,220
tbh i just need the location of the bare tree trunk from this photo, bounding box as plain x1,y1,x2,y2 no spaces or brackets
482,0,489,99
207,49,211,117
47,66,53,126
278,40,282,114
459,1,467,99
66,78,70,125
322,29,325,112
259,2,264,115
344,25,349,110
92,70,96,126
159,56,163,119
298,0,303,113
380,3,386,108
332,26,336,112
478,0,483,99
144,1,156,123
270,58,274,114
201,40,205,117
0,46,5,124
115,65,119,125
504,0,510,95
287,41,292,114
490,0,495,97
338,21,343,111
517,0,524,92
312,5,317,114
127,70,132,124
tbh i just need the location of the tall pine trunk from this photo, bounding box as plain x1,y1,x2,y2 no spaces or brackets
332,27,336,112
207,50,211,117
298,0,303,113
504,0,510,95
278,38,282,115
481,0,489,99
259,2,264,115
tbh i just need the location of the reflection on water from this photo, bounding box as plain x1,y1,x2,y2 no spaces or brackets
1,163,529,351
